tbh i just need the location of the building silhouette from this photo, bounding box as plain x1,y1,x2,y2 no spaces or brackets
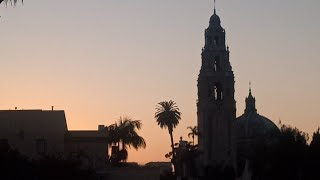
236,88,279,143
235,88,279,178
197,5,278,179
197,6,236,171
0,109,108,170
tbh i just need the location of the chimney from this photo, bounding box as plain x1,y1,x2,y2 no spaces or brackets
98,125,105,131
51,106,54,111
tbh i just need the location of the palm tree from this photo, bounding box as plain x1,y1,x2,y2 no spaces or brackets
187,126,198,146
107,117,146,162
118,117,146,150
107,122,120,147
155,100,181,168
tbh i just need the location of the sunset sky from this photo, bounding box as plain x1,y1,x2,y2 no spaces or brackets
1,0,320,164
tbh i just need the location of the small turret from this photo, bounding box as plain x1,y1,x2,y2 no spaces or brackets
245,83,257,114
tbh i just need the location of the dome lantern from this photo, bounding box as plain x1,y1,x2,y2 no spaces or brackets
245,83,257,114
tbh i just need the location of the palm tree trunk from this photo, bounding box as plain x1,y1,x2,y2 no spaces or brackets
121,141,125,162
169,131,175,156
192,135,195,146
168,127,176,173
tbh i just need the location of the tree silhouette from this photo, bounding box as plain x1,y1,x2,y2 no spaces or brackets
303,127,320,180
310,128,320,148
155,100,181,172
248,124,309,180
33,154,95,180
0,141,94,180
107,117,146,163
187,126,198,146
0,140,33,179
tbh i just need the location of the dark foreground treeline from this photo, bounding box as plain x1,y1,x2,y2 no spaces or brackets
0,143,96,180
163,124,320,180
246,125,320,180
204,125,320,180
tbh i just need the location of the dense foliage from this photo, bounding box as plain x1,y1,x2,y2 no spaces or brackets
244,124,320,180
0,142,95,180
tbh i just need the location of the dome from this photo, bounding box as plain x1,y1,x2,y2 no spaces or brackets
236,112,279,139
235,88,279,177
236,88,279,139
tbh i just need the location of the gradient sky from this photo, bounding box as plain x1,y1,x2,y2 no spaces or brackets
1,0,320,164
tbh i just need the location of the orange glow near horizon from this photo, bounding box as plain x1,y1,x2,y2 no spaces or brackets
1,0,320,164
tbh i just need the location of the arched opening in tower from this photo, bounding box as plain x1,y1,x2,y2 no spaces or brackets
212,83,223,101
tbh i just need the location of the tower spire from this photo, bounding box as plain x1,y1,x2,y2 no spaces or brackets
245,81,257,114
214,0,216,14
248,81,254,97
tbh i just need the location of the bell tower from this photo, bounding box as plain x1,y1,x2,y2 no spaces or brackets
197,5,236,168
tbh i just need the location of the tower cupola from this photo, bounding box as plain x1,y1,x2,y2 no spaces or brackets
203,4,226,54
209,8,222,28
245,86,257,114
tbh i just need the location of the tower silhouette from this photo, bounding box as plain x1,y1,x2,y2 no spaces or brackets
197,6,236,169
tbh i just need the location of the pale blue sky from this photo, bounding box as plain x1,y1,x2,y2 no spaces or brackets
1,0,320,163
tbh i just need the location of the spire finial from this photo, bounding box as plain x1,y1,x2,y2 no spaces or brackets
248,81,253,97
214,0,216,14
